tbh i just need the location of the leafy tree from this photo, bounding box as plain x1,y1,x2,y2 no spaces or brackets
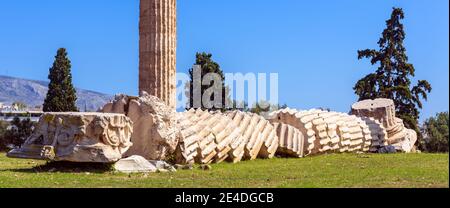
187,52,229,111
43,48,79,112
0,117,35,151
354,8,432,137
421,112,449,153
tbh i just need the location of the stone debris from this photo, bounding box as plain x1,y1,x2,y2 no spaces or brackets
114,155,157,173
114,155,176,173
7,112,133,163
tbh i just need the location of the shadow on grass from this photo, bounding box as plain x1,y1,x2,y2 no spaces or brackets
6,161,114,174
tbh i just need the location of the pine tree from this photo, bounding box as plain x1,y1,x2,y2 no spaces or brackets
354,8,432,137
43,48,79,112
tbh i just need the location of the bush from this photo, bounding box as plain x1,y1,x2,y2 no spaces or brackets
0,117,35,151
421,112,449,153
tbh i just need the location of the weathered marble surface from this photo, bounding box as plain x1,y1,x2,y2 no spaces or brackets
268,108,388,156
7,112,133,163
114,155,176,173
175,109,279,164
102,92,181,161
351,99,418,152
139,0,177,109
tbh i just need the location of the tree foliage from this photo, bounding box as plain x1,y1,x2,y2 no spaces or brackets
421,112,449,153
354,8,432,136
43,48,78,112
0,117,35,151
187,52,229,111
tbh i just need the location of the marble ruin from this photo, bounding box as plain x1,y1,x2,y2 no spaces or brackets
351,98,418,153
101,96,417,165
7,112,133,163
268,108,388,156
7,0,419,168
174,110,279,164
101,92,181,161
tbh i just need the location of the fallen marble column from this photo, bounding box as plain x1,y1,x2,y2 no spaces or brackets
335,114,352,152
175,109,203,164
269,109,381,155
319,111,341,151
345,115,366,152
351,98,397,129
176,109,240,164
269,108,320,156
227,111,251,163
227,111,279,161
273,123,306,157
7,112,133,163
351,99,418,152
359,117,388,152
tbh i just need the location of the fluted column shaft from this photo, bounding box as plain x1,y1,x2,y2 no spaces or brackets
139,0,177,109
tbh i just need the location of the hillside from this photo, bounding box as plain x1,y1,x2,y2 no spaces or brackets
0,75,112,111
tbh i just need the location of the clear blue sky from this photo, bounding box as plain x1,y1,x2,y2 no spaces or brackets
0,0,448,121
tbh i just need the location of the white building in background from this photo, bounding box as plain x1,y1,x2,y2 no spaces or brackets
0,111,43,122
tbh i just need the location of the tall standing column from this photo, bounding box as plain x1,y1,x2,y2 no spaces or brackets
139,0,177,109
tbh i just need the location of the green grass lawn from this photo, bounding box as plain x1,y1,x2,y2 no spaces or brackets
0,153,448,188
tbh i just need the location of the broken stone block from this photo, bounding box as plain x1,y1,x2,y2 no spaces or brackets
351,99,418,152
102,92,182,161
8,112,133,163
351,98,397,129
114,155,176,173
114,155,158,173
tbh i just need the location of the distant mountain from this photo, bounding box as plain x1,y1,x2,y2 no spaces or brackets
0,75,112,111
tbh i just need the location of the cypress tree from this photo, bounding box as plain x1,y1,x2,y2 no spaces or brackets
354,8,432,137
43,48,79,112
188,52,228,111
